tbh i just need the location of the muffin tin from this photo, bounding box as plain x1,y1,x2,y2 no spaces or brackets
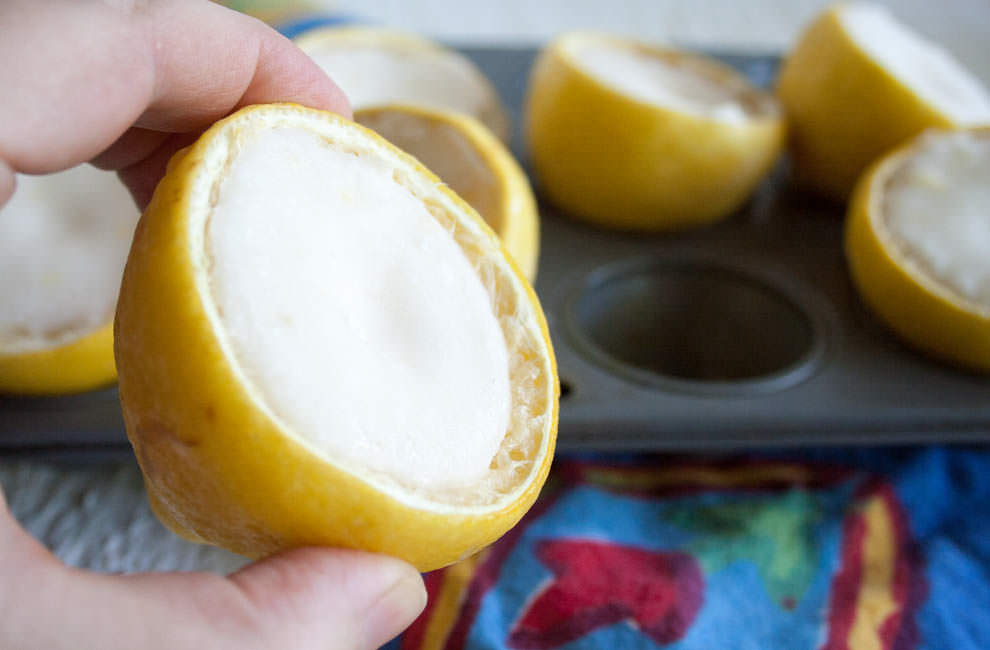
1,46,987,459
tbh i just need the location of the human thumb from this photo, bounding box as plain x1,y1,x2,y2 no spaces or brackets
0,486,426,650
230,547,427,650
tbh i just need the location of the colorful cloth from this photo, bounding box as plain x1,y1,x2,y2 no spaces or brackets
390,448,990,650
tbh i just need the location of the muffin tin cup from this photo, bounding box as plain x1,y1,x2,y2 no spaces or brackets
563,254,832,397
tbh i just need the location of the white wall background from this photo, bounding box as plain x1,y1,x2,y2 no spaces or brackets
323,0,990,83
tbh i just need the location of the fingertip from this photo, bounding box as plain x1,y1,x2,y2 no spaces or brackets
289,57,354,119
244,16,352,119
231,548,425,649
135,2,351,132
318,72,353,120
361,561,427,648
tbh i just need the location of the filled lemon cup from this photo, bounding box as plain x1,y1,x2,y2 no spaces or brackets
777,3,990,202
294,26,511,142
0,165,137,394
846,128,990,372
114,104,558,570
355,104,539,281
525,32,784,231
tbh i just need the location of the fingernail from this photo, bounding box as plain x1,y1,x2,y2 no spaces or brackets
362,563,427,649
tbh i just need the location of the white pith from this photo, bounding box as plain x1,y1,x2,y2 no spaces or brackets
356,109,501,232
840,4,990,125
567,36,774,123
0,165,137,353
882,130,990,315
191,107,553,511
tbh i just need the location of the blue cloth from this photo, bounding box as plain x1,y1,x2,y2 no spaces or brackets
392,447,990,649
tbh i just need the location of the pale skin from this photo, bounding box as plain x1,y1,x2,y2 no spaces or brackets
0,1,427,648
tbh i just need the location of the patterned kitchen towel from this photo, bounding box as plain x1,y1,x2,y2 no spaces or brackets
389,447,990,649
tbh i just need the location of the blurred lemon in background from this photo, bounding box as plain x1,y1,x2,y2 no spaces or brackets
356,104,539,280
0,166,136,395
777,3,990,202
846,127,990,372
525,32,784,231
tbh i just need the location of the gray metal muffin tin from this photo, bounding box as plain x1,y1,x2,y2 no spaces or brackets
1,47,987,459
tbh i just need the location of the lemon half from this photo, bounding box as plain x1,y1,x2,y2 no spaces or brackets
0,166,137,394
356,104,539,280
846,128,990,372
777,3,990,202
115,104,558,570
525,32,784,231
295,26,511,142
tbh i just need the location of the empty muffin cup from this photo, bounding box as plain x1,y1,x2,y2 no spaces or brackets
565,256,829,395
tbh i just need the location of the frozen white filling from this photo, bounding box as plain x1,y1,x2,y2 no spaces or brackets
0,165,137,352
885,131,990,310
841,4,990,125
572,44,750,123
207,127,511,489
308,47,493,121
356,110,500,231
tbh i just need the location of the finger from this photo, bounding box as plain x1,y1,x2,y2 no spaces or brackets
0,525,425,650
0,0,150,174
230,548,427,650
91,128,170,172
0,0,349,179
136,0,351,132
117,131,200,208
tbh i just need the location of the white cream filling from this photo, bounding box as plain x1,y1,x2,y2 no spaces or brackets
0,165,137,352
885,131,990,310
207,127,511,489
308,47,493,120
356,111,500,231
572,44,750,123
841,4,990,125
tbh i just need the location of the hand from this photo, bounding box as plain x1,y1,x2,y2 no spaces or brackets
0,0,351,208
0,488,426,649
0,2,425,648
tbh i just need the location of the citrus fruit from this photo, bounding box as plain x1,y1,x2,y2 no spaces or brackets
846,127,990,372
0,165,137,395
294,26,511,142
777,3,990,202
524,31,784,231
114,104,558,570
356,104,539,280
